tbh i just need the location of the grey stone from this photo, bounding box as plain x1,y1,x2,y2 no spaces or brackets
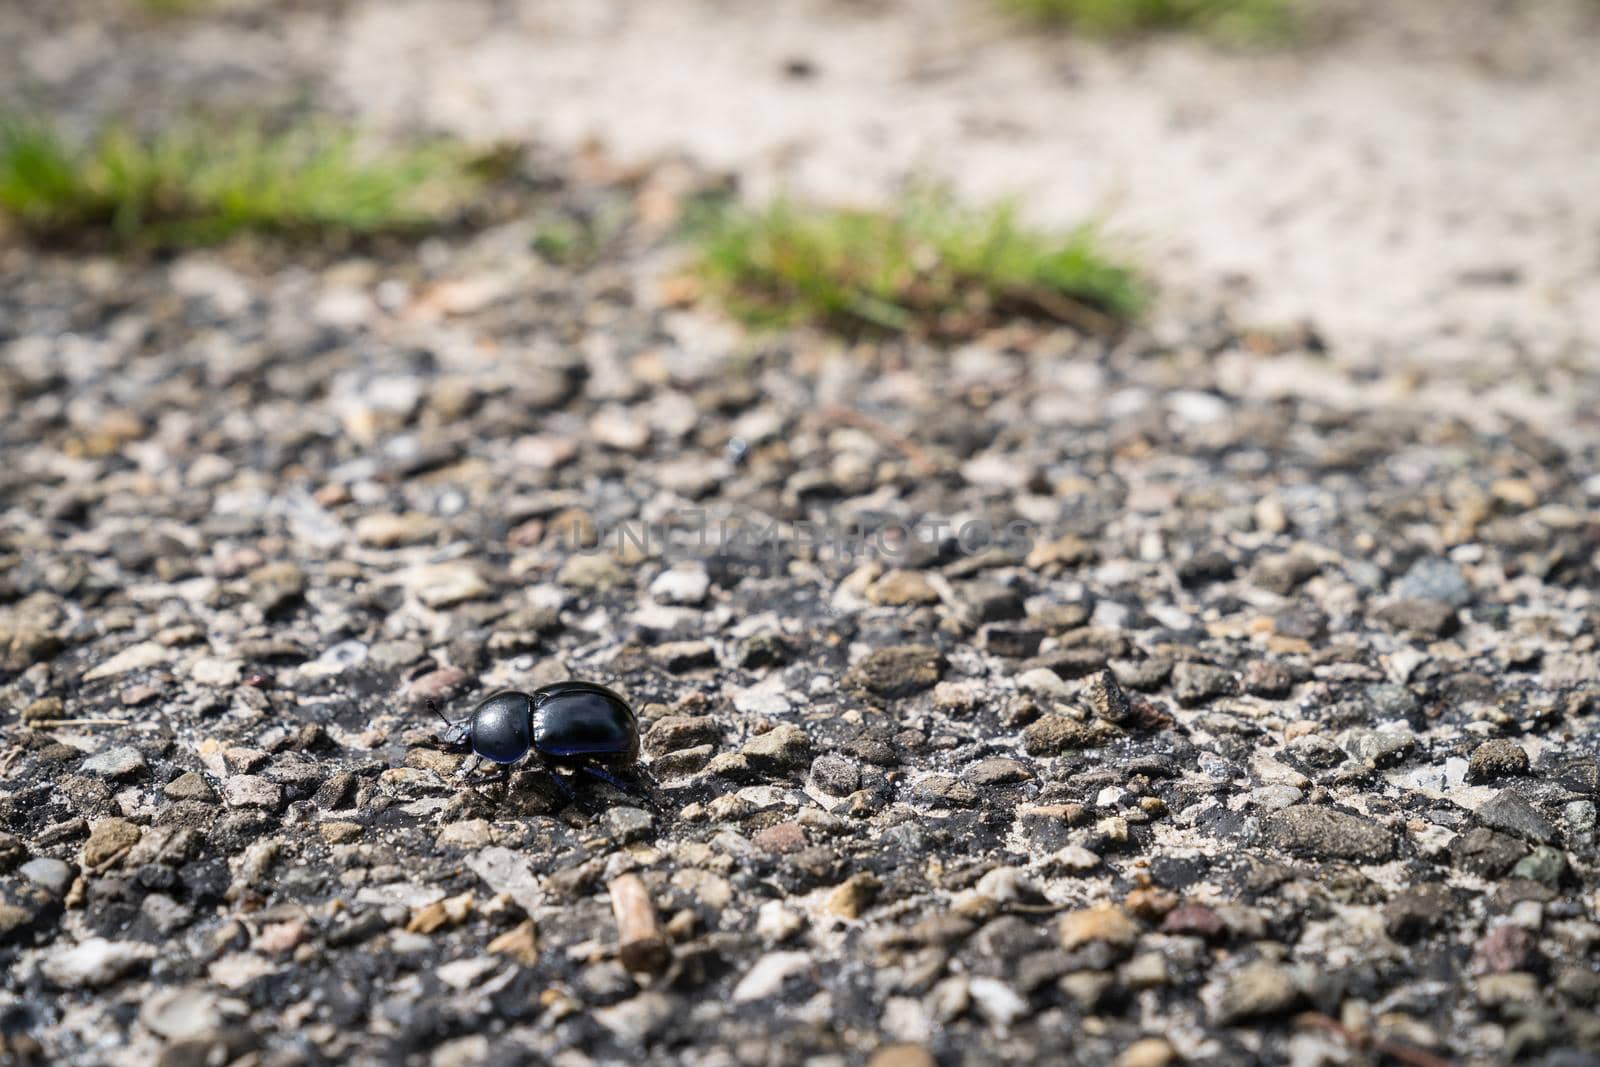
736,632,792,669
556,555,626,592
845,645,944,699
809,754,861,797
1172,662,1237,705
80,746,147,780
1511,846,1568,885
409,561,491,607
1395,557,1471,607
1451,828,1530,877
653,640,716,671
646,715,723,754
1341,727,1415,768
1243,661,1296,698
914,775,978,807
1214,961,1302,1024
222,776,284,810
368,639,427,670
952,581,1025,624
1386,883,1455,941
1478,790,1557,844
1363,683,1419,720
979,625,1043,659
41,938,154,988
964,757,1034,786
595,990,679,1046
1032,600,1092,633
247,561,307,614
652,745,713,777
1262,805,1395,862
1250,553,1319,595
1083,668,1133,724
1376,599,1458,638
19,858,74,897
1023,715,1106,756
604,806,655,843
1467,739,1530,783
1564,800,1596,836
742,724,812,773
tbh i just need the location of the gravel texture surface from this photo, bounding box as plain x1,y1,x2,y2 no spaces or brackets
2,3,1599,1067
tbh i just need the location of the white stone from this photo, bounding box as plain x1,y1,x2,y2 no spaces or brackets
1250,754,1311,790
43,938,155,988
1247,785,1304,811
436,957,500,990
83,642,170,682
732,951,812,1002
140,987,226,1040
756,901,805,943
299,639,369,679
732,675,793,715
649,564,711,606
973,866,1039,904
207,953,277,990
464,847,545,915
1016,667,1071,700
407,561,491,608
1050,846,1101,873
968,977,1028,1027
191,657,243,687
594,991,676,1043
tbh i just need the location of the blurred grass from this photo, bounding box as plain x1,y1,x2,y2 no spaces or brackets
0,114,484,246
532,201,632,268
1000,0,1303,43
689,189,1145,337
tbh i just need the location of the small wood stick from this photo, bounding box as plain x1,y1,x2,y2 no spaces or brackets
86,845,132,875
608,873,670,975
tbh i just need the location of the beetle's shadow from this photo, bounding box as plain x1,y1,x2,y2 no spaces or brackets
472,761,666,822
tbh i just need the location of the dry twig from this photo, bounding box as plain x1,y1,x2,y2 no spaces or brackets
608,872,671,975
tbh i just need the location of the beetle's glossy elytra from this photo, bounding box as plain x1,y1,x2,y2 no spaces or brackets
439,681,638,771
530,681,640,765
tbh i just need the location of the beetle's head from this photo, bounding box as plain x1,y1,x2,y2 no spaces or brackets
428,699,472,749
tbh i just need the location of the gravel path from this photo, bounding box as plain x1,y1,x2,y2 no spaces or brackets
2,3,1599,1066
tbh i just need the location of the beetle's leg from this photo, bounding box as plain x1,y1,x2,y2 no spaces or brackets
547,771,577,802
579,764,632,792
580,764,659,812
458,756,514,791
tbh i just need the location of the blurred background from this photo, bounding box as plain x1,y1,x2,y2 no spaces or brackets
4,0,1598,373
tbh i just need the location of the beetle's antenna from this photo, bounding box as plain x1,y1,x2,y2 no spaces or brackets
427,697,451,727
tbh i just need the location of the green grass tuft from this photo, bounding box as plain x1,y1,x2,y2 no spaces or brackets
689,188,1145,337
1000,0,1303,43
0,114,483,246
135,0,211,14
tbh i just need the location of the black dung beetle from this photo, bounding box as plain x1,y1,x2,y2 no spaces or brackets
435,681,639,793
